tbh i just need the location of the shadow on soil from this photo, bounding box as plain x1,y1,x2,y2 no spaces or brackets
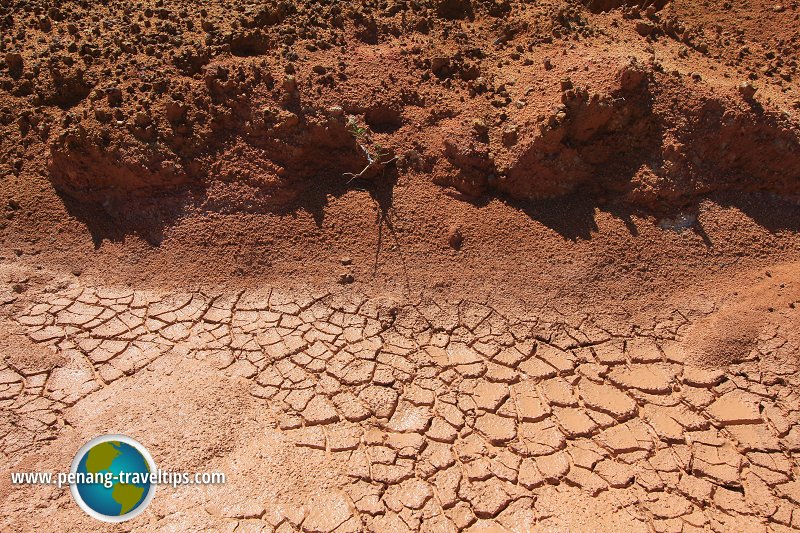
56,162,401,249
56,165,799,251
57,191,194,248
451,188,800,243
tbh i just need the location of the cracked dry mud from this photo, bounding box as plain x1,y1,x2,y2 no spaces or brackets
2,266,800,532
2,0,800,531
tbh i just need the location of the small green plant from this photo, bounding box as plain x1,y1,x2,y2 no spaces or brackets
372,143,389,159
347,117,368,139
344,115,397,182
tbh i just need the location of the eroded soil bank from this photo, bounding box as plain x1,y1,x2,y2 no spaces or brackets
2,0,800,531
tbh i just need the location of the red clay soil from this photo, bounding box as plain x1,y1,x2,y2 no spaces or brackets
1,0,800,531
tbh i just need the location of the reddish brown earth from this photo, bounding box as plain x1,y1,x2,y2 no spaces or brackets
1,0,800,531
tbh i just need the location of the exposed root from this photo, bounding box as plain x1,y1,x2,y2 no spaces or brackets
344,143,398,183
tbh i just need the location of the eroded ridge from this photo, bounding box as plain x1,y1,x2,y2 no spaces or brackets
4,282,800,532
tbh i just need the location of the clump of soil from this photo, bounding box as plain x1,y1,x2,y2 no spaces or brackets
439,59,800,209
1,0,798,232
682,263,800,369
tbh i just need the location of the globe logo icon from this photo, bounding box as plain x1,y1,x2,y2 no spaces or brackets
70,435,157,522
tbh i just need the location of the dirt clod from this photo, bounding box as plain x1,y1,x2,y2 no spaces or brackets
447,225,464,250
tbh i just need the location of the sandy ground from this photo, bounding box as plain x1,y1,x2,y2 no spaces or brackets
2,0,800,531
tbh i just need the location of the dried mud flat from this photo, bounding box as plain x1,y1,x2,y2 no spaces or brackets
1,264,800,533
2,0,800,532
